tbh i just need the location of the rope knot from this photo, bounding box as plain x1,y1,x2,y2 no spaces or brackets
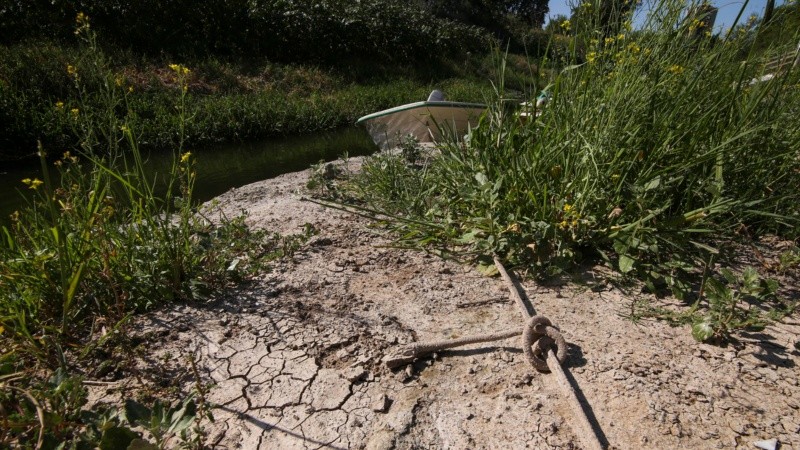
522,315,568,372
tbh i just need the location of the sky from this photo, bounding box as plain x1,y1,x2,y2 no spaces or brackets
544,0,787,32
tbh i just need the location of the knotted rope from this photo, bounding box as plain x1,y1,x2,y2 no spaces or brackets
493,255,604,450
382,256,605,450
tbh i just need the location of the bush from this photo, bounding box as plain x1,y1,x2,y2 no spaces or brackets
349,0,800,338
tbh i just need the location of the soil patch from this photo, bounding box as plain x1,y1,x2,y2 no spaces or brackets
88,160,800,449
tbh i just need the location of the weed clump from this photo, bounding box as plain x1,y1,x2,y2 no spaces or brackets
349,0,800,341
0,15,307,448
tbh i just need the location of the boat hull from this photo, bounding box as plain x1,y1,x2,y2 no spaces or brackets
356,101,486,149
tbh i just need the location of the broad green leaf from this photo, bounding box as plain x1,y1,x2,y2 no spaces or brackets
741,267,760,293
476,262,499,277
123,399,152,426
100,427,139,450
618,254,635,273
691,321,715,342
643,176,661,191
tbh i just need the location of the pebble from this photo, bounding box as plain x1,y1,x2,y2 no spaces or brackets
753,438,778,450
371,394,391,413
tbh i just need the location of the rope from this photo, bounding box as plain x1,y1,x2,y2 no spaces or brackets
379,255,606,449
383,329,521,369
493,255,605,450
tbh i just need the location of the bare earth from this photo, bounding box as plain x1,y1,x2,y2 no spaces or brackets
96,159,800,449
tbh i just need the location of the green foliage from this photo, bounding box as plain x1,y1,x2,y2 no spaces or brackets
744,1,800,54
0,366,209,449
349,0,800,340
0,36,493,160
634,266,794,343
1,0,487,63
778,246,800,272
0,17,303,359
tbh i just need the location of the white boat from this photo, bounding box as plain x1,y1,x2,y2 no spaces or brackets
356,90,486,149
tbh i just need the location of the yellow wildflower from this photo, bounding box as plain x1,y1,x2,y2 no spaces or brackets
560,20,571,32
667,64,685,75
128,86,134,93
70,108,79,117
62,151,78,163
627,42,640,54
120,125,130,133
76,12,87,24
67,64,77,77
587,52,597,63
617,34,625,40
55,101,64,110
604,37,615,46
115,75,123,87
610,174,620,181
9,210,20,222
180,152,192,163
169,63,191,75
563,203,573,213
558,220,569,229
689,18,703,32
22,178,44,190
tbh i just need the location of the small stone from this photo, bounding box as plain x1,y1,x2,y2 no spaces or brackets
753,438,778,450
372,394,391,413
342,366,368,382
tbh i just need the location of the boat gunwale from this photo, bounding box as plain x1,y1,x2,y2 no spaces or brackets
355,101,487,124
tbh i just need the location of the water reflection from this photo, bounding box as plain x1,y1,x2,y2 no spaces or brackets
0,127,376,223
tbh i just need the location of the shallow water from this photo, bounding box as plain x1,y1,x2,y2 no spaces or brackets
0,127,377,223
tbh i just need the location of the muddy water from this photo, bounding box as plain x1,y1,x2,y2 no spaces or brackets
0,127,376,222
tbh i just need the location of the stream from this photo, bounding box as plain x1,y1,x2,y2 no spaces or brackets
0,127,377,223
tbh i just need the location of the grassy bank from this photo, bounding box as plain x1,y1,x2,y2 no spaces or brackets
0,21,316,448
346,0,800,342
0,41,499,161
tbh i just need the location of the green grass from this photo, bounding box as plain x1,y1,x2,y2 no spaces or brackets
0,18,311,448
347,0,800,341
0,39,498,161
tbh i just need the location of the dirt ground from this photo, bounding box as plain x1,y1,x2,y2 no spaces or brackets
92,159,800,449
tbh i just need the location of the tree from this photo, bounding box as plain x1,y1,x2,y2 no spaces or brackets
507,0,550,28
762,0,775,26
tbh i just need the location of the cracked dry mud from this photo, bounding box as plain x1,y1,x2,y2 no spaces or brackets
95,160,800,449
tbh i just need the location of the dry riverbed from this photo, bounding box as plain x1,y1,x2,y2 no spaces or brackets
89,160,800,449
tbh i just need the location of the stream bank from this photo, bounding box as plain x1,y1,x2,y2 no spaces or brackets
88,158,800,449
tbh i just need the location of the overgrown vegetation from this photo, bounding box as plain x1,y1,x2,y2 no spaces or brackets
1,0,521,161
346,0,800,342
0,41,493,161
0,17,308,447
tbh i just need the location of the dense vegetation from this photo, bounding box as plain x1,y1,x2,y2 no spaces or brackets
1,0,798,446
347,0,800,342
1,0,523,161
